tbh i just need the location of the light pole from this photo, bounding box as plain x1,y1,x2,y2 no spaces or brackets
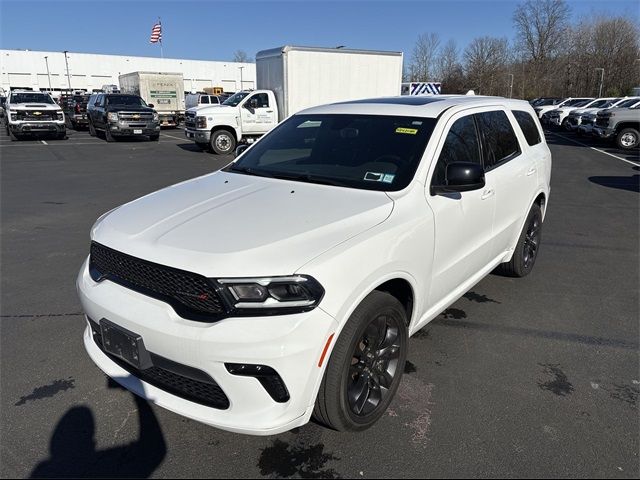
238,66,244,91
508,73,514,98
594,67,604,97
63,50,72,91
44,56,52,92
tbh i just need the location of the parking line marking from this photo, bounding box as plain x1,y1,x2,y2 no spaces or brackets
41,140,48,145
161,133,187,141
547,131,640,166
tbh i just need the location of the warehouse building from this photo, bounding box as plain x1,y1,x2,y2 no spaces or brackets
0,49,256,95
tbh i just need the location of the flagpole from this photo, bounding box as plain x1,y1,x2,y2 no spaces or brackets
159,17,163,59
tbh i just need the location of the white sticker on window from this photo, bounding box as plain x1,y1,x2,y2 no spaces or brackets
364,172,395,183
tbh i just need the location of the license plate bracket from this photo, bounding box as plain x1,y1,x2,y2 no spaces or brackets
100,319,153,369
133,129,143,134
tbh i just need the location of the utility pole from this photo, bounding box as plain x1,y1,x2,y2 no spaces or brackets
63,50,71,90
44,56,52,92
595,67,604,97
238,66,244,91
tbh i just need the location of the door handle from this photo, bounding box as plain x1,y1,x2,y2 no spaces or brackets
481,189,495,200
526,166,537,176
265,110,273,113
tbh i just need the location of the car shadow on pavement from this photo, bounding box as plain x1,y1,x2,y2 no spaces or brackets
30,377,166,479
589,173,640,193
176,143,208,153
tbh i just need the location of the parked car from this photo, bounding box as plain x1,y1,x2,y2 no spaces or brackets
86,93,160,142
565,98,622,131
64,94,91,130
577,97,640,136
0,96,6,118
547,98,599,128
530,97,563,107
79,95,551,435
4,90,66,140
535,97,592,123
593,105,640,149
185,92,230,110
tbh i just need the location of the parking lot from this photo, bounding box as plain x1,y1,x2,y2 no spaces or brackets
1,125,638,478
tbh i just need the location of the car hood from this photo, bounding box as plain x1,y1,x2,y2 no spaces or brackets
10,103,61,111
188,104,236,115
105,105,155,113
92,171,394,277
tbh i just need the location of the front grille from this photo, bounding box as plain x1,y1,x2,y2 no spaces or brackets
596,117,610,128
118,112,154,122
89,319,230,409
89,242,226,320
16,110,57,121
185,111,196,129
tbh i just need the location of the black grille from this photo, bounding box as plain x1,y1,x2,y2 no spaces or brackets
119,112,154,122
596,117,610,128
90,242,226,320
17,110,58,121
89,319,230,409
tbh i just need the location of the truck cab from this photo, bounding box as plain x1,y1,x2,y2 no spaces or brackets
184,90,278,154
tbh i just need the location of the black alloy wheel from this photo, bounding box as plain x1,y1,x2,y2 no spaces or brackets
347,314,402,417
497,203,543,277
522,211,541,270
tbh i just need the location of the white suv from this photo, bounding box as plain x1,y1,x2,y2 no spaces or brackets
78,96,551,435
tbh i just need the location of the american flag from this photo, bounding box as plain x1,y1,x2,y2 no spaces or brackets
150,22,162,43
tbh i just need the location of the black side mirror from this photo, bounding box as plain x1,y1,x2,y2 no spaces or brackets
148,103,154,108
234,144,250,157
432,162,485,195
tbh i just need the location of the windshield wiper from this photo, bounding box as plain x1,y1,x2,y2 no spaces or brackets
228,165,274,178
270,172,349,187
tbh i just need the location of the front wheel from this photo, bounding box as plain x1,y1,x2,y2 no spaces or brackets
209,129,236,155
498,203,543,277
104,127,116,142
88,120,96,137
616,128,639,150
313,291,408,432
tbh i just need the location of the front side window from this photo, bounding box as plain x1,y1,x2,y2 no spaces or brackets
512,110,541,146
200,96,210,104
476,110,521,170
227,114,436,191
432,115,481,187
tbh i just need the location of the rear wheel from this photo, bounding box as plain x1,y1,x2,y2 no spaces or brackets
313,291,408,432
88,120,96,137
616,128,639,150
498,203,543,277
209,129,236,155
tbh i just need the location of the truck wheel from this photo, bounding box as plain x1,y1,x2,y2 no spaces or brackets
313,291,408,432
616,128,639,150
498,203,542,277
209,129,236,155
104,128,116,142
88,120,96,137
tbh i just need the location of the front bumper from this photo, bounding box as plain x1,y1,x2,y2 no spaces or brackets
108,121,160,137
185,128,211,143
71,114,89,126
9,122,65,133
77,257,338,435
549,116,561,126
592,126,615,139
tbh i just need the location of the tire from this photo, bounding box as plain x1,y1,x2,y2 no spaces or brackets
313,290,408,432
615,128,639,150
88,120,96,137
104,128,116,143
149,134,160,141
561,118,569,130
498,203,543,277
9,130,20,141
209,129,236,155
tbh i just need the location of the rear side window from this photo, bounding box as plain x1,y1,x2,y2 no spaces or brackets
476,111,521,170
200,96,210,104
512,110,541,146
432,115,482,186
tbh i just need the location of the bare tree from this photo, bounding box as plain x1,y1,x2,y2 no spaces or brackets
409,33,441,81
463,36,510,95
513,0,571,62
233,50,252,63
435,39,466,93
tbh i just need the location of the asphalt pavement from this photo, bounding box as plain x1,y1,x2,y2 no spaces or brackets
0,125,638,478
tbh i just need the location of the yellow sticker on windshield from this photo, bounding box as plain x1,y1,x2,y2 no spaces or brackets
396,127,418,135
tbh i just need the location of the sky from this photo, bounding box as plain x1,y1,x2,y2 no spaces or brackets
0,0,638,62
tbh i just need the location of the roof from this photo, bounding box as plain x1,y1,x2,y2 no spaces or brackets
256,45,403,60
299,95,532,118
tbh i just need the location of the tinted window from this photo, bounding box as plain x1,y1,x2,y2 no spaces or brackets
512,110,541,146
201,96,209,104
105,95,145,107
229,114,436,192
476,111,521,169
249,93,269,108
432,115,481,186
10,92,54,104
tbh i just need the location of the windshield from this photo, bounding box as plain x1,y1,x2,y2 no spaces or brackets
615,98,640,108
562,99,590,107
10,93,54,104
105,95,146,107
222,91,251,107
589,99,617,108
226,114,437,191
536,98,559,106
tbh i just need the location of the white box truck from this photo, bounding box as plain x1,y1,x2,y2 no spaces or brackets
184,45,403,154
119,72,184,127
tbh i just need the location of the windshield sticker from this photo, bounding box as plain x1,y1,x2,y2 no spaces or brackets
364,172,395,183
396,127,418,135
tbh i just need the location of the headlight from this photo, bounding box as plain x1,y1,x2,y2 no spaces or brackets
57,111,64,121
10,112,16,121
153,112,159,122
196,116,207,129
216,275,324,312
107,112,118,122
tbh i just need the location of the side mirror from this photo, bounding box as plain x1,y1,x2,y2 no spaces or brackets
432,162,485,195
234,144,250,157
148,103,154,108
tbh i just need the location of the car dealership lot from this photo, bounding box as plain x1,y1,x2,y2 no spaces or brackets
1,127,638,477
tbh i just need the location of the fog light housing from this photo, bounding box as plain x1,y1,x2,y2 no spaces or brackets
225,363,290,403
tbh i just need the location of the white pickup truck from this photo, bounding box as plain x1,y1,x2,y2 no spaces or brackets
184,45,404,154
